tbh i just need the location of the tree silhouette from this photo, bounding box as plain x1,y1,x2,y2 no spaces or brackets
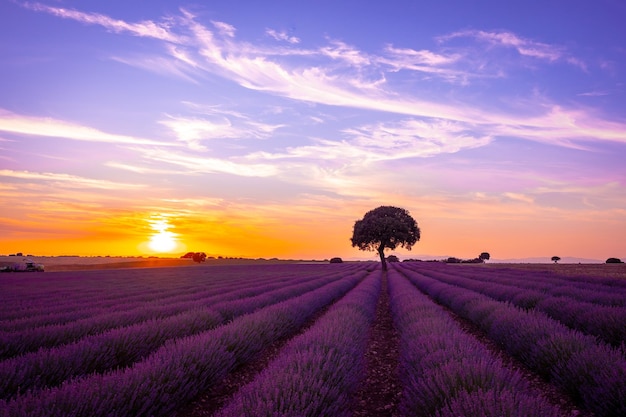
479,252,490,262
192,252,207,263
351,206,420,271
551,256,561,264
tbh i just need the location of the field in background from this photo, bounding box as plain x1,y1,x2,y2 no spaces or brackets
3,255,625,276
480,262,626,280
0,256,320,272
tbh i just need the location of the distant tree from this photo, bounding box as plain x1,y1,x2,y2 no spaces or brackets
192,252,207,263
181,252,195,259
462,258,483,263
606,257,623,264
387,255,400,263
351,206,420,271
446,257,462,264
551,256,561,264
329,257,343,264
479,252,490,262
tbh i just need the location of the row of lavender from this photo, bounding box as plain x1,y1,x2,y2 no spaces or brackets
394,263,626,417
0,265,373,416
0,266,236,314
214,269,382,416
388,268,563,416
0,264,358,328
434,264,626,305
0,265,368,399
0,264,362,359
407,262,626,346
413,263,626,307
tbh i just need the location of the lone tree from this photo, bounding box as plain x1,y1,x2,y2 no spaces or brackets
551,256,561,264
351,206,420,271
479,252,490,262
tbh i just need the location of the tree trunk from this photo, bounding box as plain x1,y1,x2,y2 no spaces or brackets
378,244,387,271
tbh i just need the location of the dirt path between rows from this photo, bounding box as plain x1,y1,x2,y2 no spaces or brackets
352,272,402,417
173,291,342,416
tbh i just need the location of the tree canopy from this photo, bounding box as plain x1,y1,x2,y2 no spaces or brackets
351,206,420,270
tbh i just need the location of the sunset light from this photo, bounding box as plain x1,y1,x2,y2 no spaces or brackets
147,219,179,253
148,232,178,253
142,217,185,255
0,1,624,262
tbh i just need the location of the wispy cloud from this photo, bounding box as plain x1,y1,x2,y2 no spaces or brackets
104,161,184,175
381,45,470,82
490,105,626,147
0,109,176,146
135,148,279,177
0,169,145,190
503,192,535,204
384,46,460,66
266,28,300,44
158,106,283,150
437,29,589,72
577,90,612,97
159,115,241,150
212,20,236,38
248,118,491,164
22,2,183,43
110,54,200,83
320,40,371,66
439,30,563,61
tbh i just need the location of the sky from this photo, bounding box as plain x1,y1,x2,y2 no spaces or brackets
0,0,625,262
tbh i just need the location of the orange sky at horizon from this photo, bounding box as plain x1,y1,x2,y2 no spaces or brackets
2,194,624,262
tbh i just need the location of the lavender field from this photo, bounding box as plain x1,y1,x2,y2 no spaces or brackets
0,262,625,417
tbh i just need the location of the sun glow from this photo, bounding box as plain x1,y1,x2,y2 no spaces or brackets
149,230,178,252
145,217,183,254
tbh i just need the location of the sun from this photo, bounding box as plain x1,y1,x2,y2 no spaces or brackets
144,216,184,254
148,230,178,253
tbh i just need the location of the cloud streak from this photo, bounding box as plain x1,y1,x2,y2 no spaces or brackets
0,169,145,190
266,28,300,44
22,1,183,43
439,30,563,61
158,106,284,150
134,148,279,177
247,118,492,163
0,109,176,146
